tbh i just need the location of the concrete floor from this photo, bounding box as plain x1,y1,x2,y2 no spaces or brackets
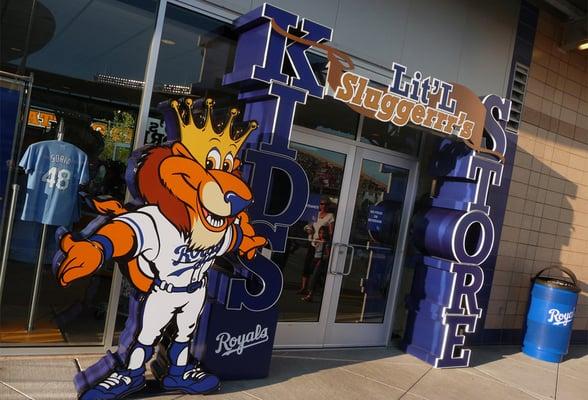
0,346,586,399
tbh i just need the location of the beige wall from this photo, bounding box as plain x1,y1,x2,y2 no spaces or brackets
212,0,519,97
485,11,588,332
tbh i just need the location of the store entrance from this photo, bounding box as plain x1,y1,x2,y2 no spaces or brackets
273,128,417,347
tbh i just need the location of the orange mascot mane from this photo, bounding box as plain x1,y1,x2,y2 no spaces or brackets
136,146,192,235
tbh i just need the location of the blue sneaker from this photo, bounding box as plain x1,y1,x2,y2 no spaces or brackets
79,370,145,399
161,365,220,394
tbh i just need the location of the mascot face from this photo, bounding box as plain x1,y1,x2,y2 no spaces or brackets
138,98,258,250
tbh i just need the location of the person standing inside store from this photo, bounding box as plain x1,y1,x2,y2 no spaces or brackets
298,197,334,295
302,225,331,302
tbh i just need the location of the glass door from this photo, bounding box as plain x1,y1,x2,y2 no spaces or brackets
324,148,416,346
274,128,417,347
273,130,356,347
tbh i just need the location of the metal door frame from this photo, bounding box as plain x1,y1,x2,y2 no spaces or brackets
323,146,418,347
273,128,357,347
274,126,419,348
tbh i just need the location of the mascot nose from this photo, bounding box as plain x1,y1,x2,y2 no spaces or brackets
225,192,251,215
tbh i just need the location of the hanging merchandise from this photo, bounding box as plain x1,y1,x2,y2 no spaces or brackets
16,118,91,333
19,138,89,227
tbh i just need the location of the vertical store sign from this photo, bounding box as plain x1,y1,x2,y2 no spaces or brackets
222,4,331,310
406,95,511,367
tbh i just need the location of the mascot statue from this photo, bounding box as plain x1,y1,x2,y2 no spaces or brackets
53,98,267,399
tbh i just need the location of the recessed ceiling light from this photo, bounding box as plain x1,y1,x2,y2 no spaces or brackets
161,38,176,45
578,41,588,51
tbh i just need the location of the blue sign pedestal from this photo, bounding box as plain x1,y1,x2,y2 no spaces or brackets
192,301,278,379
189,266,279,380
403,256,455,365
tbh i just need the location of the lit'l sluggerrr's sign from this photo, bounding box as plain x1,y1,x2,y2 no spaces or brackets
335,67,475,140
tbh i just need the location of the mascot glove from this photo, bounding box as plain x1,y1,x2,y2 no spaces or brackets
238,235,267,260
56,233,105,287
235,211,266,260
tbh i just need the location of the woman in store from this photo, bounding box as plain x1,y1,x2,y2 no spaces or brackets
302,225,331,302
298,197,334,296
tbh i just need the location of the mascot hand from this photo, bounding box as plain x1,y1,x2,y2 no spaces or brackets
239,235,267,260
56,234,104,287
236,211,267,260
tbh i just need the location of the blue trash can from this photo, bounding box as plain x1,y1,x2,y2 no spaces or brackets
522,266,580,363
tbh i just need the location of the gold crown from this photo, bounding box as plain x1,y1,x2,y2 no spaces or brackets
170,98,258,163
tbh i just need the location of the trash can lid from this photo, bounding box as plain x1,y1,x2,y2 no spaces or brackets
534,277,581,293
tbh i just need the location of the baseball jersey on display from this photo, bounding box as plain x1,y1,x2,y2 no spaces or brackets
19,140,89,226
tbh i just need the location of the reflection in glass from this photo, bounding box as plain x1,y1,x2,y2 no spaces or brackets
335,160,408,323
294,95,359,140
143,4,237,148
113,4,239,340
291,54,358,139
273,143,346,322
361,118,422,157
0,0,156,345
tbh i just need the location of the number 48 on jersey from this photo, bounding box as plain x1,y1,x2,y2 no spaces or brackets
41,167,72,190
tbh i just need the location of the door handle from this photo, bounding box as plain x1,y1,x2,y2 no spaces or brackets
340,244,355,276
328,243,354,275
329,242,343,275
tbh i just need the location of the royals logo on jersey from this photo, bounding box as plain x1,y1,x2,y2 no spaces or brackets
52,98,266,399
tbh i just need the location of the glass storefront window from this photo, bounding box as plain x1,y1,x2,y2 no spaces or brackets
141,4,237,148
113,3,239,340
0,0,157,346
335,160,409,323
361,118,422,157
272,142,346,322
293,54,359,140
4,0,155,83
294,96,360,140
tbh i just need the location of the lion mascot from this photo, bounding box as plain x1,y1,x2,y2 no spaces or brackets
53,98,266,399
